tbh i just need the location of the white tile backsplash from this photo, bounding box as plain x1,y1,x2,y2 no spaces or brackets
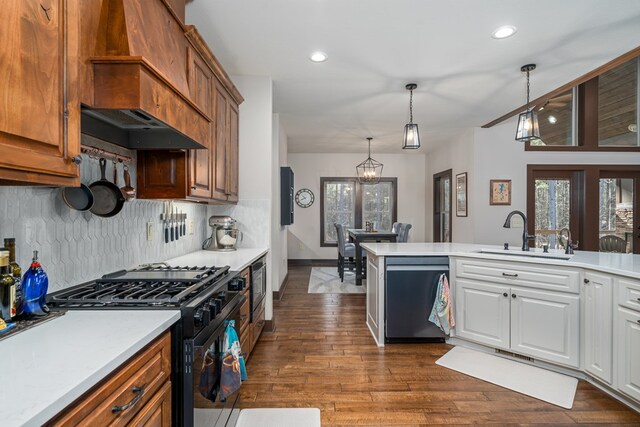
208,199,270,248
0,153,210,292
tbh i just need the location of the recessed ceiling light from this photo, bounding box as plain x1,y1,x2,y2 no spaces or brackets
309,51,328,62
548,115,558,124
492,25,517,39
629,123,638,132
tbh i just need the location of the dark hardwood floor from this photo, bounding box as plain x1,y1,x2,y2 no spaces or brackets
239,266,640,426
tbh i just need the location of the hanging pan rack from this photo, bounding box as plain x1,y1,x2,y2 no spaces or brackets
80,145,133,164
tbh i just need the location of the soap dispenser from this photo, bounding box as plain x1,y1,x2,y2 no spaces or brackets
22,251,49,316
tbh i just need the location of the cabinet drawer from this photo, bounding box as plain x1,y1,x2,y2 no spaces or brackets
128,380,172,426
617,277,640,312
251,302,266,352
239,296,250,333
51,332,171,426
455,258,580,293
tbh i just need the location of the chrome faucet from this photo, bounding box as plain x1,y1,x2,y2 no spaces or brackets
559,228,578,254
503,210,535,251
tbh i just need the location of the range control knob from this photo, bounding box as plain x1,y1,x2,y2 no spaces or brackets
194,308,204,327
201,308,211,326
208,300,218,317
218,291,226,302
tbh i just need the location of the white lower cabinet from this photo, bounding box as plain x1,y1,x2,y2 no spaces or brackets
617,307,640,401
583,271,613,384
510,287,579,368
455,279,510,349
366,254,383,346
454,276,579,368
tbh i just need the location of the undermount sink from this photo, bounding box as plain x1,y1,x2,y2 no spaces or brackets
476,248,573,261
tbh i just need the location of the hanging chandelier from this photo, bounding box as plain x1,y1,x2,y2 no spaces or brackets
402,83,421,149
515,64,540,142
356,137,383,184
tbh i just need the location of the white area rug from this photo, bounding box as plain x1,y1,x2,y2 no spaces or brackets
236,408,321,427
436,346,578,409
308,267,365,294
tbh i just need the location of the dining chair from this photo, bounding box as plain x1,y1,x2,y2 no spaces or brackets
397,223,412,243
391,222,402,234
334,223,356,282
599,235,627,253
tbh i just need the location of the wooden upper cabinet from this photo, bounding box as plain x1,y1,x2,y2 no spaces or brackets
211,85,240,203
213,86,230,201
0,0,80,186
163,0,185,24
227,102,240,202
186,45,213,199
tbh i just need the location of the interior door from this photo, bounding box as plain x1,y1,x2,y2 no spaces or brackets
433,169,452,242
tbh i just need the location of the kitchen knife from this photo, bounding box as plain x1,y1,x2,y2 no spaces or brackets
164,202,169,243
170,202,174,242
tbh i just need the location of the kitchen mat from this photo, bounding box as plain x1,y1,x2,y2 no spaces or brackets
436,346,578,409
307,267,365,294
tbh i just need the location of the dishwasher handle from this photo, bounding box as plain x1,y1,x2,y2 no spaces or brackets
386,265,449,272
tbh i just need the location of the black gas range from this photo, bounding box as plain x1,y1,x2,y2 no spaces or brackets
47,263,248,427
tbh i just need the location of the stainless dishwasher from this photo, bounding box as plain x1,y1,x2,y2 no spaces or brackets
385,256,448,342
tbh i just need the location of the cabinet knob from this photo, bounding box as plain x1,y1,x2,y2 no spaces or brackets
191,185,197,190
584,278,590,284
503,292,508,297
71,155,82,165
511,293,516,299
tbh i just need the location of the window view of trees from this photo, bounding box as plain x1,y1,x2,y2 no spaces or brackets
534,178,571,249
321,178,397,246
599,178,634,253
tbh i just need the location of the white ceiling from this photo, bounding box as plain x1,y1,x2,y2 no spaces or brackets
185,0,640,154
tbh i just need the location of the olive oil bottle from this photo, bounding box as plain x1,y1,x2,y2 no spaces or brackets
4,239,23,316
0,249,16,320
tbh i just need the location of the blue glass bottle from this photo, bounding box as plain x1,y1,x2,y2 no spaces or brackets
22,251,49,316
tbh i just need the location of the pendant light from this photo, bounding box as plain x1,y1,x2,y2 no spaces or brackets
356,138,383,184
402,83,421,149
515,64,540,142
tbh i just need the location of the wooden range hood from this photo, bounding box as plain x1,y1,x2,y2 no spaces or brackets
80,0,210,149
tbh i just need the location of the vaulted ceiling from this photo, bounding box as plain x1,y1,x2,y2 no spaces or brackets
186,0,640,153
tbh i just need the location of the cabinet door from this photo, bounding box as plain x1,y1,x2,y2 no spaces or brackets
212,86,229,201
583,272,613,384
511,287,579,368
366,256,380,343
617,307,640,401
0,0,80,186
137,150,187,199
128,381,172,427
186,46,213,199
455,279,510,349
226,102,239,202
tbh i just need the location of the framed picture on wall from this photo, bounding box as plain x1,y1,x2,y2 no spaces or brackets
456,172,467,217
490,179,512,205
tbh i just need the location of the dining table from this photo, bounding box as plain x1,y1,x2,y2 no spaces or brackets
347,228,397,285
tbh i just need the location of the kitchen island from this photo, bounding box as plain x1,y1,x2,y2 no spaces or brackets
361,242,640,412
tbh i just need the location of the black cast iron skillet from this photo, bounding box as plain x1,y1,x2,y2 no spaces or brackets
89,158,125,217
61,183,95,211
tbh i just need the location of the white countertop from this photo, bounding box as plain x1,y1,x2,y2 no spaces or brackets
165,247,268,272
360,242,640,280
0,310,180,427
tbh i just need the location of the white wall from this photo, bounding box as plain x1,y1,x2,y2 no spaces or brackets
288,153,426,260
274,115,289,290
425,129,475,242
425,118,640,248
209,76,275,319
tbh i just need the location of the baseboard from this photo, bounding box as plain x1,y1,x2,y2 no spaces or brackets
288,259,336,267
273,272,289,301
264,319,276,333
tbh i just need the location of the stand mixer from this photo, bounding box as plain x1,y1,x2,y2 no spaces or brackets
202,216,241,251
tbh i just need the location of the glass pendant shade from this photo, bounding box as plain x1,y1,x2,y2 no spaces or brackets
515,110,540,142
356,138,383,184
403,123,420,149
515,64,540,142
402,83,421,149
